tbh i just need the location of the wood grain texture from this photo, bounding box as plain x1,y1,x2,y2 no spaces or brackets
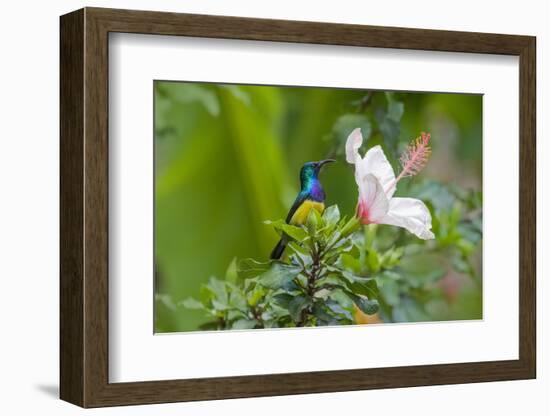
518,38,536,376
59,8,84,406
59,7,537,408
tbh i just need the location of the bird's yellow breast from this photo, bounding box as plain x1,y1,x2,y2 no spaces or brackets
290,200,325,225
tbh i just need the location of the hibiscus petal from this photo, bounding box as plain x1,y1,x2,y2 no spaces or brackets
380,197,435,239
358,174,389,223
360,145,397,198
345,128,363,164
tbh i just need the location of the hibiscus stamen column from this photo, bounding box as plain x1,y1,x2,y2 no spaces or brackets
396,132,432,182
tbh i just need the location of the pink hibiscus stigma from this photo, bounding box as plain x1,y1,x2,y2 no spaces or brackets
346,128,435,240
396,132,432,182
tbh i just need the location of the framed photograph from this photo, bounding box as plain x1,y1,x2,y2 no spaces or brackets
60,7,536,408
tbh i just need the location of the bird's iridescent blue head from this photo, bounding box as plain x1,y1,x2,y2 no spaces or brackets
299,159,336,190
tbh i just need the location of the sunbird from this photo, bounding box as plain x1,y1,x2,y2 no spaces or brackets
270,159,335,260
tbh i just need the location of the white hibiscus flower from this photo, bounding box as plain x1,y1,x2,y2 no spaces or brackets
345,128,435,240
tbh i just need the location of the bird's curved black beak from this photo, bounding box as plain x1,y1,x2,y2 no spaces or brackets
317,159,336,170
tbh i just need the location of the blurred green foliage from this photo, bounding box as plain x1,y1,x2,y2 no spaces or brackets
154,81,482,332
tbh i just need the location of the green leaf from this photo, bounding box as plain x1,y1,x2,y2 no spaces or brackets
288,296,310,322
211,299,229,311
333,114,372,144
227,309,245,321
198,321,221,331
155,294,177,311
200,277,229,308
232,319,257,330
229,287,247,311
341,288,379,315
363,224,377,250
220,85,251,106
280,224,308,242
325,300,350,319
340,216,361,237
207,277,228,304
272,293,295,309
339,253,362,273
238,258,271,279
378,277,400,306
327,291,354,320
367,249,381,273
330,267,379,299
312,302,337,324
306,208,322,235
350,277,379,299
163,83,220,116
180,297,203,310
352,295,379,315
452,256,472,275
247,285,266,307
387,100,404,122
392,298,429,323
379,247,404,269
225,257,239,283
323,205,340,226
259,263,301,290
265,219,309,242
288,243,313,267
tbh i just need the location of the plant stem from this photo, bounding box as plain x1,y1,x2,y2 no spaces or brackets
297,242,323,327
251,306,264,328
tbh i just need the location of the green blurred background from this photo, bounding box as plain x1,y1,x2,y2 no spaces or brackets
154,81,482,333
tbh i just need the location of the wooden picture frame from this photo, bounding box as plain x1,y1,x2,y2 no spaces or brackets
60,7,536,408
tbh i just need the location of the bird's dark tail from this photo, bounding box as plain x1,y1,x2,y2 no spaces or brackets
270,237,288,260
